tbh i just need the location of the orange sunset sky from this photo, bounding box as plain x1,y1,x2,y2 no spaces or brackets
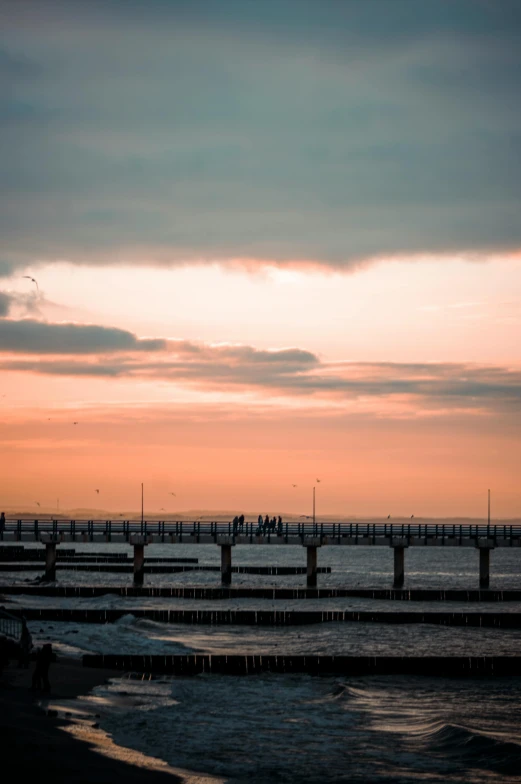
1,1,520,518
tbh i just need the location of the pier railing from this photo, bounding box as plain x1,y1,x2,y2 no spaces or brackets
1,519,521,544
0,606,23,643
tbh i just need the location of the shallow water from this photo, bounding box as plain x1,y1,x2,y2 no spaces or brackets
61,674,521,784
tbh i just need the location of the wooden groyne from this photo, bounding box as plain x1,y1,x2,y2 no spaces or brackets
0,548,197,564
0,564,330,575
82,654,521,676
9,608,521,627
2,586,521,601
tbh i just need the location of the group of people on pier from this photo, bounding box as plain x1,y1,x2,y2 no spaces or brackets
232,514,245,533
231,514,284,536
257,514,283,536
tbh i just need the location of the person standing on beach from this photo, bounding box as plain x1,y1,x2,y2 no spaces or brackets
18,617,32,668
31,643,53,693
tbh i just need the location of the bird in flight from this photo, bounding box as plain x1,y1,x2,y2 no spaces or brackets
316,478,321,483
160,507,166,511
169,492,176,497
23,276,39,292
35,501,40,507
73,421,78,425
292,484,298,488
410,514,414,519
387,514,391,519
95,489,99,494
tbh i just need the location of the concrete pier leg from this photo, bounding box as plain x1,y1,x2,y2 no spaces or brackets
221,544,232,585
393,546,405,588
133,544,145,585
306,546,318,588
479,547,490,589
44,542,57,581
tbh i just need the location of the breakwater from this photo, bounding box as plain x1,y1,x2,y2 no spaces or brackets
0,564,330,574
82,653,521,676
2,586,521,601
9,607,521,627
0,548,198,564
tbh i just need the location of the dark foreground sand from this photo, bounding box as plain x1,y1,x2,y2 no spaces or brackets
0,658,184,783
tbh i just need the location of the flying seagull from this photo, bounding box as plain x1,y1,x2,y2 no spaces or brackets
169,492,176,497
23,276,39,292
73,421,78,425
410,514,414,519
292,484,298,488
387,515,391,519
36,501,40,507
95,489,100,494
160,507,166,511
316,478,321,483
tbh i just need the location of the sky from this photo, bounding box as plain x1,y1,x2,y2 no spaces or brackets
1,0,520,517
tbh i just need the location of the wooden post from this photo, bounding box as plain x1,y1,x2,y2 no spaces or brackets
44,542,57,582
133,543,145,585
221,544,232,585
393,546,405,588
479,547,491,589
306,545,318,587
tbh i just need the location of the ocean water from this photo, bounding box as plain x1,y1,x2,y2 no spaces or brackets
3,543,521,783
2,542,521,589
54,673,521,784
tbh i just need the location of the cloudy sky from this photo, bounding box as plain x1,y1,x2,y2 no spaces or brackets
1,0,520,516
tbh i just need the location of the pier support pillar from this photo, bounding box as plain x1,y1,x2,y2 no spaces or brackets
221,544,232,585
306,545,318,588
393,546,405,588
44,542,57,582
478,546,492,589
133,544,146,585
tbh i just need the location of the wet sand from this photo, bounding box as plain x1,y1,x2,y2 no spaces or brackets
0,658,183,783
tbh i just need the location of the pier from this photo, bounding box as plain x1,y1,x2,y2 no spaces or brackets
1,520,520,587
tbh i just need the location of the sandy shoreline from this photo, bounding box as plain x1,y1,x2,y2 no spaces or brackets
0,657,220,783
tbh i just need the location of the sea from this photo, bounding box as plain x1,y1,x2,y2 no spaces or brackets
2,542,521,783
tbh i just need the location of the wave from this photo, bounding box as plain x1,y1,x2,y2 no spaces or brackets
410,720,521,775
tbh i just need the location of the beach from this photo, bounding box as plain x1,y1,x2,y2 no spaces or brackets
0,657,185,783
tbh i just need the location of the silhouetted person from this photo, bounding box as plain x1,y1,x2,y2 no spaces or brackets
264,514,269,534
277,516,283,535
18,617,32,668
270,516,276,532
257,514,263,535
238,514,244,532
232,516,239,535
32,643,53,693
0,512,5,535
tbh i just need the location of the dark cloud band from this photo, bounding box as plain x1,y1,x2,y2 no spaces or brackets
1,0,520,270
0,319,166,353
